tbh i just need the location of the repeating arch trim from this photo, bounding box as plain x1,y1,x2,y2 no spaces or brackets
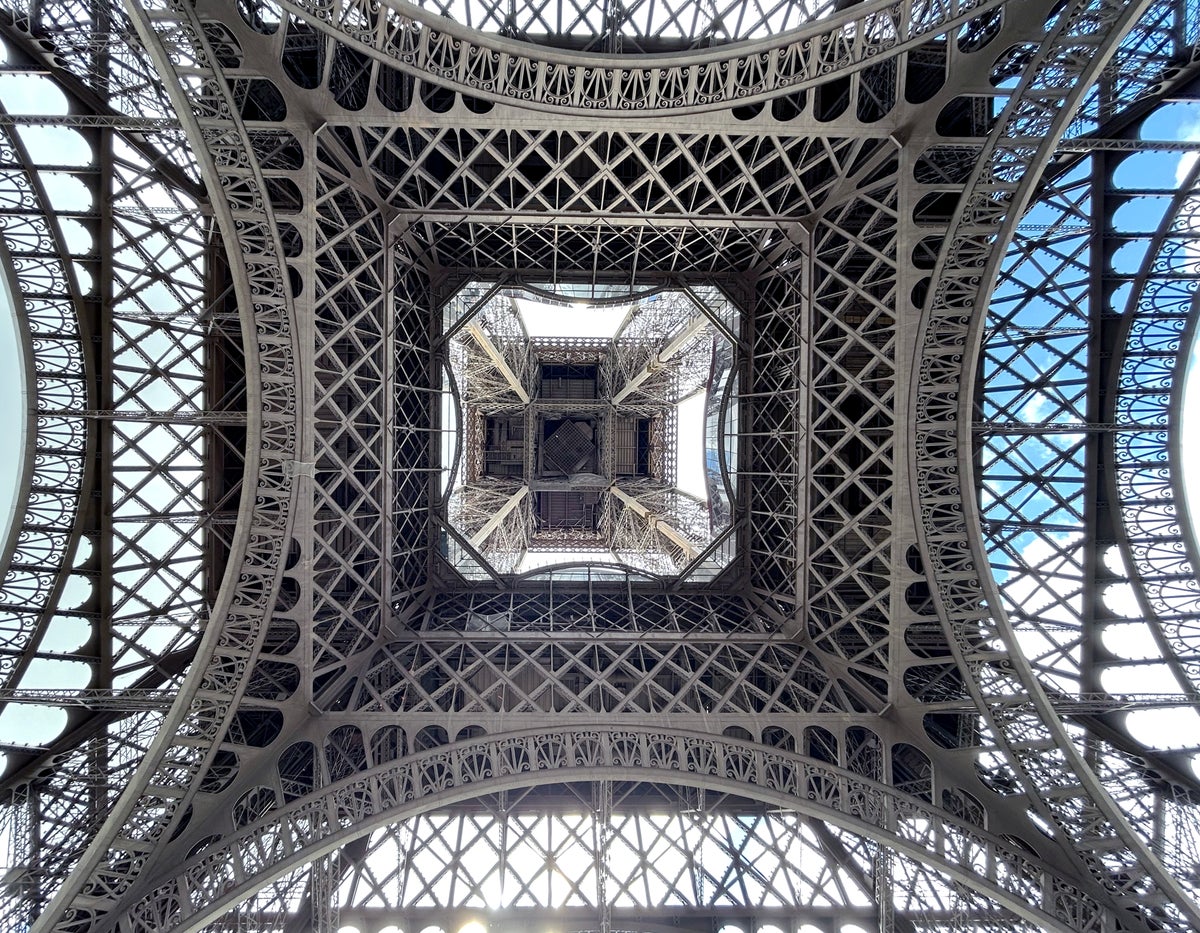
124,726,1102,933
34,1,303,928
0,106,92,691
265,0,1007,115
911,0,1200,928
1108,151,1200,699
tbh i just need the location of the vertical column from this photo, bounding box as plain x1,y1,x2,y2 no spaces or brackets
594,779,612,933
86,0,116,866
873,844,895,933
1081,149,1109,710
309,853,340,933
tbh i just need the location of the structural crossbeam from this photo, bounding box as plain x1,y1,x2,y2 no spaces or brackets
464,321,531,403
609,484,700,560
611,313,710,405
468,485,530,551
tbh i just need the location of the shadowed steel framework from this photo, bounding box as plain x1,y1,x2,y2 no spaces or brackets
0,0,1199,931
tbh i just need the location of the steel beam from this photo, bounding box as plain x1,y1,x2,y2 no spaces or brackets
610,313,710,406
463,321,531,404
609,484,700,560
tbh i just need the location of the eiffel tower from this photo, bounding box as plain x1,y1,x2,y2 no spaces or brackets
1,0,1200,930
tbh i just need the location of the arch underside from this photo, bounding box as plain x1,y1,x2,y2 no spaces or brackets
0,0,1198,931
125,729,1098,933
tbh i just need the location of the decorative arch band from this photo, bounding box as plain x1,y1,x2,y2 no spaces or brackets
911,0,1200,928
122,726,1101,933
264,0,1007,115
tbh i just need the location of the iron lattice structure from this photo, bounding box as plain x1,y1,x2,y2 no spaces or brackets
441,283,733,579
0,0,1199,931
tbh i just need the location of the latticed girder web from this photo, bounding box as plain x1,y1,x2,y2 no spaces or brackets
93,727,1124,932
207,786,1047,933
0,7,229,917
399,0,845,51
3,0,1200,931
912,0,1200,928
960,0,1200,872
441,280,737,580
456,296,533,409
446,480,533,575
0,40,211,691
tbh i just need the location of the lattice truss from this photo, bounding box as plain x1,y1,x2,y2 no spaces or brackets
602,479,716,573
454,296,533,410
446,480,532,575
440,283,730,577
0,0,243,918
398,0,844,51
1,0,1200,932
599,292,710,408
301,788,1044,931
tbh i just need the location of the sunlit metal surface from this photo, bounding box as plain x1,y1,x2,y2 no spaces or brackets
0,0,1198,931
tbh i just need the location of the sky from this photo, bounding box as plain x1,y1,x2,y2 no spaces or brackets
977,100,1200,769
0,68,211,753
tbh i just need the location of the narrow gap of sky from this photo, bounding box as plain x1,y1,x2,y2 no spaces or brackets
0,271,20,549
515,297,628,339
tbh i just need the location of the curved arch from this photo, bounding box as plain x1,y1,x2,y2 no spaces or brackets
1108,152,1200,698
0,43,230,915
123,726,1101,932
34,3,303,929
911,0,1200,929
266,0,1007,115
0,103,92,693
0,232,36,615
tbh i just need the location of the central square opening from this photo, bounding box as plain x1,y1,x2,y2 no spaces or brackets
437,283,741,582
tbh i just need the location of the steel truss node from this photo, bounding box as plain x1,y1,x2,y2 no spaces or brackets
0,0,1199,931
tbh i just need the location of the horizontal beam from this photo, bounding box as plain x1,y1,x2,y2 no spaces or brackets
0,112,180,130
1058,137,1200,152
0,688,175,710
326,905,890,932
42,409,245,424
925,693,1200,715
400,209,791,230
973,421,1163,434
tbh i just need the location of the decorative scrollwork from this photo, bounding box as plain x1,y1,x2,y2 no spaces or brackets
913,0,1200,930
0,116,88,687
40,2,301,930
1112,161,1200,697
124,726,1102,933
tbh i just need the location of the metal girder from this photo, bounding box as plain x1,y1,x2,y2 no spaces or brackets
610,313,711,406
463,321,532,404
467,484,530,551
267,0,1011,114
103,728,1105,932
609,483,701,561
3,0,1200,931
914,0,1200,929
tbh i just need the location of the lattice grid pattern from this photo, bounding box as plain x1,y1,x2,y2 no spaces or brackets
1,0,1200,931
